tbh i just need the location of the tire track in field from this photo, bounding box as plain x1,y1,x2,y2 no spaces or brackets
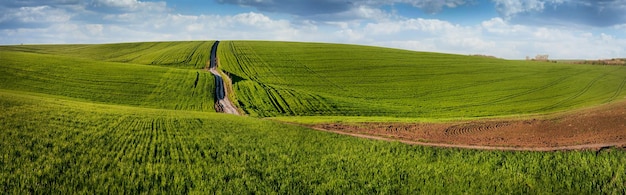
415,72,535,98
605,72,626,103
207,41,240,115
182,42,204,65
444,122,511,136
226,42,266,82
537,72,609,112
287,58,348,93
152,42,182,65
258,83,290,114
481,73,577,105
451,71,586,110
228,41,264,82
106,42,159,61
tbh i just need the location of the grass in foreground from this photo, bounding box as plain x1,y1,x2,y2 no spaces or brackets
1,90,624,193
218,41,626,119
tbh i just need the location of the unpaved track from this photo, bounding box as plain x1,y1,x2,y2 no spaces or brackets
208,41,239,115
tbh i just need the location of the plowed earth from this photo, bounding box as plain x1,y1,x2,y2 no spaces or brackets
311,100,626,151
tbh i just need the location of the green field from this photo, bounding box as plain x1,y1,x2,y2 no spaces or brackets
218,41,626,119
0,43,216,111
2,41,213,69
1,91,624,193
1,41,625,193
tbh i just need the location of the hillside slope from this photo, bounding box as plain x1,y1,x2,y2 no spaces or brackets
218,41,626,118
0,43,216,112
1,41,213,69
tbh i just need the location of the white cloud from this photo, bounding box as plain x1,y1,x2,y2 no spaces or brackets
0,8,311,44
365,18,467,36
349,5,392,21
1,5,72,25
476,17,626,59
91,0,167,12
337,16,626,59
218,0,469,18
1,0,625,60
396,0,467,12
493,0,566,18
358,18,497,55
85,24,103,35
493,0,626,27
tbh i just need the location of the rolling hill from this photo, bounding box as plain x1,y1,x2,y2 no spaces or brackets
218,41,626,120
0,41,624,193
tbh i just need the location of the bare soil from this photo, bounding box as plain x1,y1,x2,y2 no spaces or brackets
310,100,626,151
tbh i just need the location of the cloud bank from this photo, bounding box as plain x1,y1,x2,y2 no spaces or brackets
1,0,625,59
494,0,626,27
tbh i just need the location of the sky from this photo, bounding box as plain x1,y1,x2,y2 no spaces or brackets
1,0,626,59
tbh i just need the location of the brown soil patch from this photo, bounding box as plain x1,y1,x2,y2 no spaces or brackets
311,100,626,151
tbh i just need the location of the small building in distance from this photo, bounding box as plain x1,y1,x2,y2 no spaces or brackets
526,54,550,61
535,54,549,61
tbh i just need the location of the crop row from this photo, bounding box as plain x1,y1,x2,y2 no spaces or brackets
0,41,214,69
218,41,626,118
0,91,624,193
0,49,215,112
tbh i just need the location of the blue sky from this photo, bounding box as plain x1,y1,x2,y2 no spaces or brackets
1,0,626,59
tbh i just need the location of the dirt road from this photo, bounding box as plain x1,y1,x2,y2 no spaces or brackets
208,41,239,115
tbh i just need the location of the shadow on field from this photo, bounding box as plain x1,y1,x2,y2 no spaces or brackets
223,71,246,84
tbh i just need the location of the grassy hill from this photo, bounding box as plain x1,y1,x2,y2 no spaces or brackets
2,41,213,69
218,41,626,119
0,41,625,193
0,43,216,111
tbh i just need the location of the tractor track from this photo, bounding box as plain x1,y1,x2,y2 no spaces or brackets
606,73,626,103
537,72,609,112
443,122,511,136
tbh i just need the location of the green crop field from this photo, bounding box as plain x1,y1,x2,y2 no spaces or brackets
1,91,624,193
2,41,213,69
0,43,216,111
218,41,626,120
1,41,625,193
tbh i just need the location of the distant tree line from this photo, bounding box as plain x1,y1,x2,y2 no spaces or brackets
573,58,626,65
